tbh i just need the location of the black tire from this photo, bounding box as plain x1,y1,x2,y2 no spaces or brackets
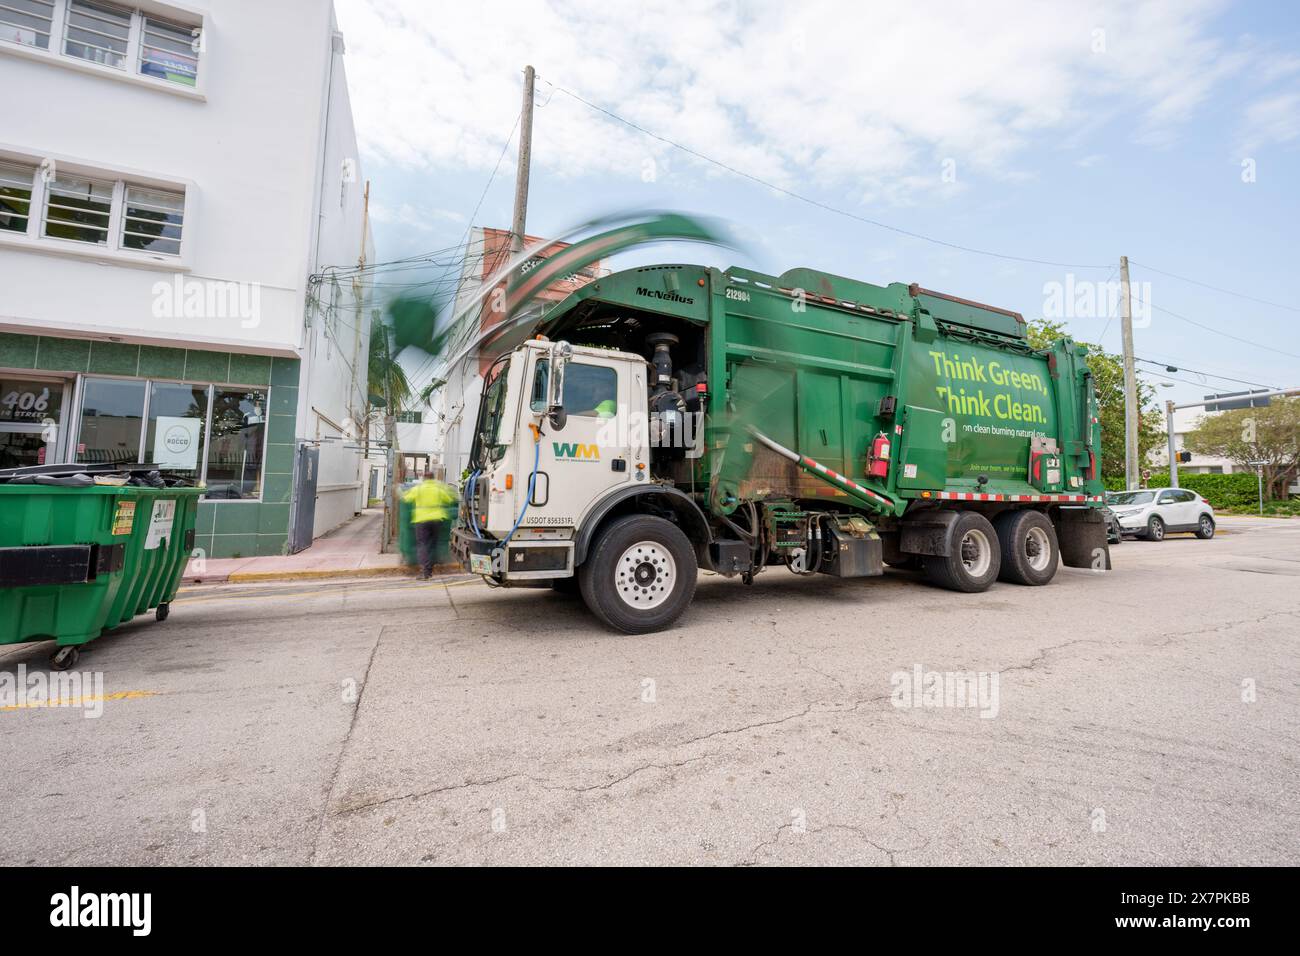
923,511,1001,593
993,509,1059,586
579,514,697,634
1194,514,1215,539
1145,515,1165,541
884,555,923,571
550,576,581,595
156,602,170,622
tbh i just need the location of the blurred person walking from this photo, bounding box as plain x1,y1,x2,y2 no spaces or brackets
403,472,457,579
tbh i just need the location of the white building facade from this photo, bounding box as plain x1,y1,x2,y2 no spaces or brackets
0,0,373,558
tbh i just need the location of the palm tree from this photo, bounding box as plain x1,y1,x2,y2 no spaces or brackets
365,311,410,458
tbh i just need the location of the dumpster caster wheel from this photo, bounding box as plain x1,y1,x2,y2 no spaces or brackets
156,602,170,622
50,646,80,671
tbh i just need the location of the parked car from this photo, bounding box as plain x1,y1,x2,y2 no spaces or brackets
1098,504,1124,544
1105,488,1216,541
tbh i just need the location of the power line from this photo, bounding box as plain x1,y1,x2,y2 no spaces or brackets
544,78,1110,272
1129,289,1300,362
1134,357,1277,391
1092,264,1120,345
1130,259,1298,315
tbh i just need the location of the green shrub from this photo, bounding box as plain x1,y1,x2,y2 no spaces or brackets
1177,473,1261,508
1100,472,1273,508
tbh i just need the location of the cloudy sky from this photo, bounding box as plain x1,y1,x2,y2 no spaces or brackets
334,0,1300,403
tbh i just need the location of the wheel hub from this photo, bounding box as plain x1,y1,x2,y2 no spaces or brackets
1024,526,1052,571
615,541,675,610
959,529,992,577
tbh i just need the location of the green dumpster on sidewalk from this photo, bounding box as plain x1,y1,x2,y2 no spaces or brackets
0,479,202,669
398,486,417,567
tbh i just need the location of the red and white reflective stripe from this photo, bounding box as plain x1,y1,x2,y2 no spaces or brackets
932,492,1103,502
894,424,904,435
800,456,893,507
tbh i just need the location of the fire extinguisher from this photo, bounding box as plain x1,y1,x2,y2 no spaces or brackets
867,432,891,479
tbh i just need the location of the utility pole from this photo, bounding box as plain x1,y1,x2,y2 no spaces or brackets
1120,255,1139,489
510,65,535,257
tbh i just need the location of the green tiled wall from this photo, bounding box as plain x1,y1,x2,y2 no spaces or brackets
1,333,300,560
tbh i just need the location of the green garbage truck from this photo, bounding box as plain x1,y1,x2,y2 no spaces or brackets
452,263,1109,633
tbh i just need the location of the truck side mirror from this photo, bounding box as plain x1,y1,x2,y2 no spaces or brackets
547,340,572,430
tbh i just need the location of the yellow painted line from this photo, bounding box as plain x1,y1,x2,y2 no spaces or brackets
1,690,156,713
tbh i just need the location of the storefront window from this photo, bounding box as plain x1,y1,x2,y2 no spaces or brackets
144,381,207,476
204,388,266,499
76,378,145,465
70,376,268,498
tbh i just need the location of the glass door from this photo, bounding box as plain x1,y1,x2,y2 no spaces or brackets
0,377,66,468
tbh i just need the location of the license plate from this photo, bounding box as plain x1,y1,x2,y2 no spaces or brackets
469,553,492,574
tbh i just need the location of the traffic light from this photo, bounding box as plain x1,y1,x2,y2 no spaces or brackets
1177,451,1192,463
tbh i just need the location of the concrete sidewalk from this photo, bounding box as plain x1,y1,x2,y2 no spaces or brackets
183,508,454,584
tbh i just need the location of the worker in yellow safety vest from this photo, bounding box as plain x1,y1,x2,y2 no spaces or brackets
402,473,458,579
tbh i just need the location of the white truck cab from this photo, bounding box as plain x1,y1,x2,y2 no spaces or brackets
457,339,655,581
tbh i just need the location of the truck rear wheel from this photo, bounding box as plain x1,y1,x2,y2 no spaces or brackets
579,515,697,634
923,512,1001,593
993,510,1059,586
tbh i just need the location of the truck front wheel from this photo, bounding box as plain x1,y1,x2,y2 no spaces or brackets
923,512,1001,593
579,514,698,634
993,510,1059,586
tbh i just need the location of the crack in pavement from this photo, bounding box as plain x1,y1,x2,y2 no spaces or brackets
741,821,928,867
332,753,722,817
308,625,385,864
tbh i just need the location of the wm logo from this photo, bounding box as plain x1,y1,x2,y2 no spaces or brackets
553,442,600,460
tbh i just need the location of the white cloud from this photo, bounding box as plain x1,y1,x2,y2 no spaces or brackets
369,200,466,232
335,0,1249,203
1238,91,1300,154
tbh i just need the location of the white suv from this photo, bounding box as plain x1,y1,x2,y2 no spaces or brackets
1105,488,1216,541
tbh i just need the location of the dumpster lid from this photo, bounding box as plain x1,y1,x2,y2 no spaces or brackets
0,462,173,478
0,462,198,487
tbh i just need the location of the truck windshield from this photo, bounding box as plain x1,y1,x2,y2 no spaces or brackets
476,358,511,460
1107,491,1155,505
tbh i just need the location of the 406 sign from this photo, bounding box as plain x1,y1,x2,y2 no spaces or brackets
0,386,53,424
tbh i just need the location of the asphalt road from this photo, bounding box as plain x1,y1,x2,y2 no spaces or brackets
2,516,1297,866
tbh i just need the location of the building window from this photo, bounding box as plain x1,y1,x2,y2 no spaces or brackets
1,0,201,89
73,378,268,499
144,381,207,474
0,0,55,49
76,377,145,464
43,173,113,245
396,410,423,424
62,0,130,69
205,388,267,500
0,159,186,257
139,14,197,86
121,185,183,255
0,161,36,233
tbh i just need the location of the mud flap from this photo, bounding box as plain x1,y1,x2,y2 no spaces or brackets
1057,507,1111,570
900,509,960,557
